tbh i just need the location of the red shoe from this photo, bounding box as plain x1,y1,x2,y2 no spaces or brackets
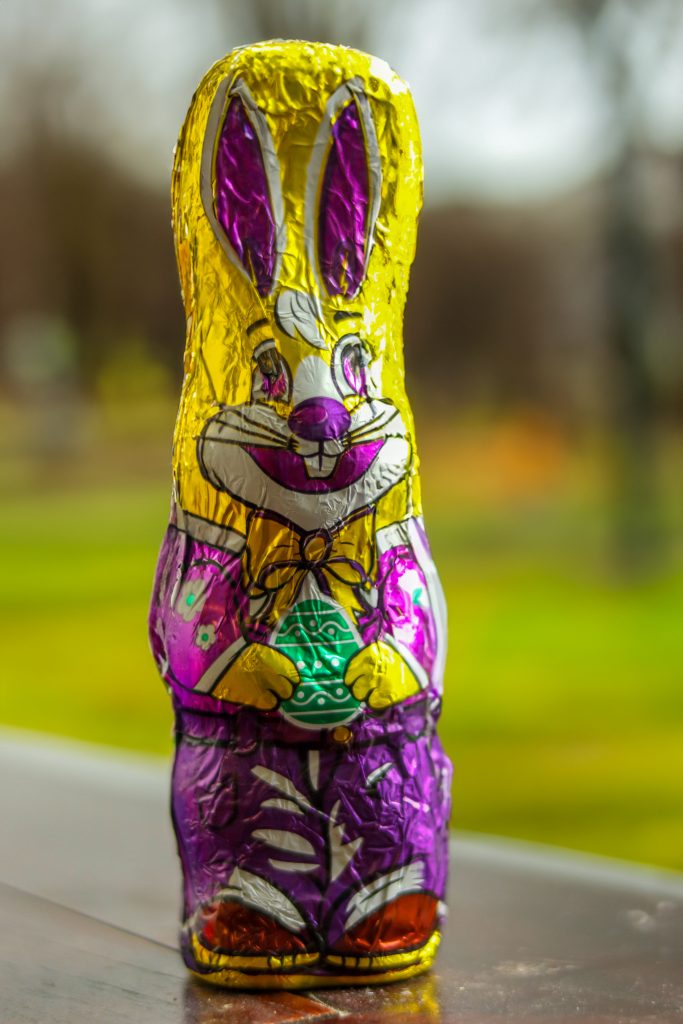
332,892,438,955
184,897,322,985
184,893,439,986
197,899,310,955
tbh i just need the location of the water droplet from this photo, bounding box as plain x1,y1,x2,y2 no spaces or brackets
313,659,322,669
296,660,305,670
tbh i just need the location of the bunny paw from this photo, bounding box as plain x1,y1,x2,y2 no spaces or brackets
212,644,299,709
344,641,421,709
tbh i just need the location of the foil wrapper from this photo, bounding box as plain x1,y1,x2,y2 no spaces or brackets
149,40,452,989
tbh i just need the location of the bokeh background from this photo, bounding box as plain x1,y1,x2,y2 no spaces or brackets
1,0,681,869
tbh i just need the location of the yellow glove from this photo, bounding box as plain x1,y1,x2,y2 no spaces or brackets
344,640,421,709
212,643,299,709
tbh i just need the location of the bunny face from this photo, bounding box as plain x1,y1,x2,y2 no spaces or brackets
171,43,423,532
197,296,412,531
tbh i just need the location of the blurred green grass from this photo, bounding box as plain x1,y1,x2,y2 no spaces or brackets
1,410,681,870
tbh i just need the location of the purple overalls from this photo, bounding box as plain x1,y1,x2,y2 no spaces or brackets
149,510,452,964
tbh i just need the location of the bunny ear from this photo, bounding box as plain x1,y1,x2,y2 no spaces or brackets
201,78,284,296
307,80,382,299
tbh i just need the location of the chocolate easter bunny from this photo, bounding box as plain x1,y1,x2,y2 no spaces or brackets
149,41,452,989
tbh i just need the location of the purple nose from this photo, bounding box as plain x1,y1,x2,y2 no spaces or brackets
288,398,350,441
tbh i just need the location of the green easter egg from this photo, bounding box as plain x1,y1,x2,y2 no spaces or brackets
274,598,362,730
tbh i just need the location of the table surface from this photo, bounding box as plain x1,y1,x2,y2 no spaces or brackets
1,729,681,1023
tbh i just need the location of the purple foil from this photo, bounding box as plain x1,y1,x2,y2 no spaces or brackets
318,101,369,297
245,440,383,494
288,397,351,442
172,702,452,954
214,96,275,296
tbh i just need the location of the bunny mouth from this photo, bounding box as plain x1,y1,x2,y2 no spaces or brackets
244,440,384,493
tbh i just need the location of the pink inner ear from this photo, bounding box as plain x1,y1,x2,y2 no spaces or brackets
214,96,275,296
318,100,369,297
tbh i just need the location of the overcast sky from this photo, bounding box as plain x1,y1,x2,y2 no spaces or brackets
2,0,683,205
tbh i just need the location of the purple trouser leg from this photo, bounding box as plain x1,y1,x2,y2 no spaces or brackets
172,702,452,954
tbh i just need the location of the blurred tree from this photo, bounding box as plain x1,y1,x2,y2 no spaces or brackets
0,134,180,392
498,0,683,573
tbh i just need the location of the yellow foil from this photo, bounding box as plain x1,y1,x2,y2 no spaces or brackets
170,40,423,532
189,929,440,991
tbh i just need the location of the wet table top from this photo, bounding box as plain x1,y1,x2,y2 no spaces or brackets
1,729,681,1023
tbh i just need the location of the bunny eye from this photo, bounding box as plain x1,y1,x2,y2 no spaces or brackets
253,344,290,401
333,336,371,397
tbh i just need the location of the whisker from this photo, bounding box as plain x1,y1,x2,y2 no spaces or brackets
218,413,288,445
239,412,290,442
348,416,398,442
352,407,398,431
244,432,288,448
240,424,288,445
211,423,288,447
206,433,287,450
